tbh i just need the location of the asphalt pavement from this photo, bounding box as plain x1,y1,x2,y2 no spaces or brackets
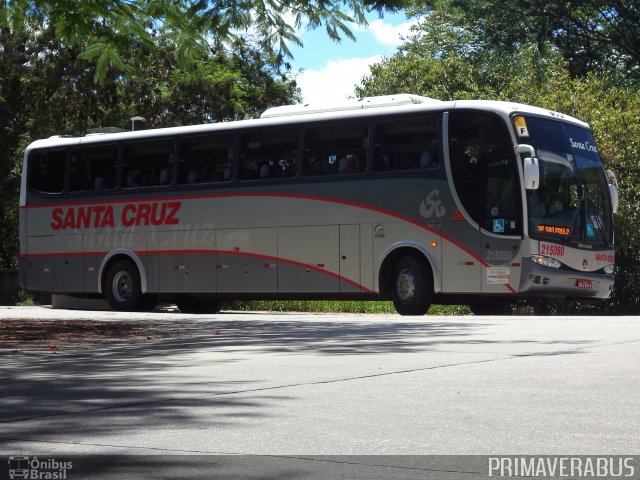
0,306,638,477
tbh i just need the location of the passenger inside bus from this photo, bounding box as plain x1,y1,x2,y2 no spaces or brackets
531,189,560,218
420,150,438,168
187,170,200,184
94,176,107,189
338,155,363,174
159,168,171,185
259,162,271,178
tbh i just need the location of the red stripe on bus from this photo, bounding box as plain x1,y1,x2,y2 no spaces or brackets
20,192,515,292
21,191,487,263
21,248,372,293
155,249,371,293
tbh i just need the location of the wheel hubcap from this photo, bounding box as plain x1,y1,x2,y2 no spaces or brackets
112,271,133,303
396,268,416,302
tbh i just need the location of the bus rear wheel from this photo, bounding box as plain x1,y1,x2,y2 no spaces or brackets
391,256,433,316
104,259,147,311
176,295,224,314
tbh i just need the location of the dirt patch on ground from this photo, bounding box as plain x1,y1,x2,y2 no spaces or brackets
0,312,207,353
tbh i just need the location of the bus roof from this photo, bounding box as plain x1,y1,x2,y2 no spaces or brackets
259,94,443,117
24,96,589,151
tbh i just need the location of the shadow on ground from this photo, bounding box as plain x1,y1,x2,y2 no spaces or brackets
0,310,594,449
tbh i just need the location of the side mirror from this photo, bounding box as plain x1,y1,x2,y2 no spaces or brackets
515,144,539,190
606,169,619,213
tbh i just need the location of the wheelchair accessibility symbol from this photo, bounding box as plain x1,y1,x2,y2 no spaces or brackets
492,219,505,233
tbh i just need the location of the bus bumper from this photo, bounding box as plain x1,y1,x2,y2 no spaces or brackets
518,258,615,300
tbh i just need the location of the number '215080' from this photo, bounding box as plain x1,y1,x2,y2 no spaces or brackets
541,243,565,257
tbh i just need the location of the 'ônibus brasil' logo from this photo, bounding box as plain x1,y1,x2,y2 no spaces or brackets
50,201,182,230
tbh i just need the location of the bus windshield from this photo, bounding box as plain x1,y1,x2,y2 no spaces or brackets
520,115,613,246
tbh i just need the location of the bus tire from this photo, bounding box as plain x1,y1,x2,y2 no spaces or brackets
391,256,433,316
104,259,144,311
176,295,224,314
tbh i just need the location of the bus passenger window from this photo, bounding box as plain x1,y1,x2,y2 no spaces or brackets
69,146,117,191
238,129,298,181
373,116,439,171
303,123,368,176
122,140,174,188
179,134,235,184
29,150,66,194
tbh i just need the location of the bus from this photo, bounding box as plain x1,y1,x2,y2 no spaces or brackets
19,94,618,315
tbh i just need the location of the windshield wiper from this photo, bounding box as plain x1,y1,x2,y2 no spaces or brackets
592,210,608,244
566,183,587,241
587,184,610,244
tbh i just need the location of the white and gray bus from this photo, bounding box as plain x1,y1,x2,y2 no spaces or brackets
19,94,618,315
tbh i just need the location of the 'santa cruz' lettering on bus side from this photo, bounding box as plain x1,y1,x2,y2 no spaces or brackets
121,201,181,227
51,205,116,230
51,201,182,230
540,243,565,257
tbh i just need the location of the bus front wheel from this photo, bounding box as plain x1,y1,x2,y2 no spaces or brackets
391,256,433,316
104,259,146,311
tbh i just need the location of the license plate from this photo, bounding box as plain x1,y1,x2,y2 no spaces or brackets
576,279,592,289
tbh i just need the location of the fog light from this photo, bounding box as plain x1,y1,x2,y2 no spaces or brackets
530,255,562,269
604,264,614,274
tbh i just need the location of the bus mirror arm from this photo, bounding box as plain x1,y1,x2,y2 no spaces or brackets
515,144,540,190
606,169,619,213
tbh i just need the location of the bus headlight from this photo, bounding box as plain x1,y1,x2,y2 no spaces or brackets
604,264,614,274
530,255,562,269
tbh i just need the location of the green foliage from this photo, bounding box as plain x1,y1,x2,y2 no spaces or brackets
357,11,564,100
1,0,405,84
14,291,36,307
404,0,640,84
78,43,128,84
226,300,470,315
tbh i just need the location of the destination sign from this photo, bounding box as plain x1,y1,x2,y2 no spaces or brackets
537,224,571,236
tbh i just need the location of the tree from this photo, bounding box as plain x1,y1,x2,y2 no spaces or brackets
404,0,640,83
0,25,28,268
1,0,408,83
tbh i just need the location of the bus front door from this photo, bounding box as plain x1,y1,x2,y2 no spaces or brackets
479,157,523,293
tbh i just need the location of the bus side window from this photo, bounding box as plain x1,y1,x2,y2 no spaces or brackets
238,129,298,181
69,145,117,191
179,134,235,184
29,150,66,194
373,116,439,171
303,123,368,176
123,140,174,188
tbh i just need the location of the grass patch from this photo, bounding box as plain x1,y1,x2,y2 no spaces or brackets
226,300,470,315
14,292,36,307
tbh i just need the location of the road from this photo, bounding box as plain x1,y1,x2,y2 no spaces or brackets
0,306,638,476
